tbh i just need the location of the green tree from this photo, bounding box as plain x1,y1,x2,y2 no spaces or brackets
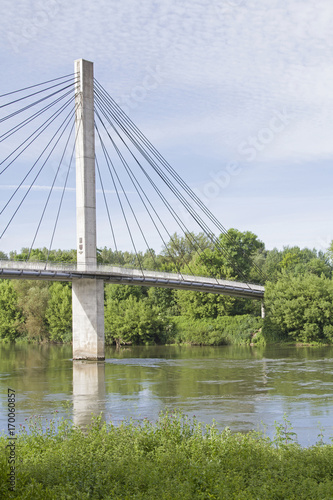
264,273,333,343
172,229,264,319
175,289,235,319
305,258,331,278
13,281,50,341
105,295,168,346
327,240,333,265
198,228,265,282
0,280,22,341
49,249,77,263
9,247,77,263
105,284,145,302
45,283,72,342
161,232,213,272
147,287,178,315
279,246,331,278
262,248,283,281
10,248,29,261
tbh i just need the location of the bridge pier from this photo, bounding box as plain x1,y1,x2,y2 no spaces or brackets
72,279,105,360
73,59,105,360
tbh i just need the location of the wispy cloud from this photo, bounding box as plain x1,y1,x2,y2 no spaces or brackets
0,0,332,251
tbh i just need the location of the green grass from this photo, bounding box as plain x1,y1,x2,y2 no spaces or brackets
1,411,333,499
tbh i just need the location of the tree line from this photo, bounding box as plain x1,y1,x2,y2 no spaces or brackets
1,228,333,345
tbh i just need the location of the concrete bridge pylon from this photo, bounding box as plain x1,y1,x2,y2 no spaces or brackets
72,59,105,360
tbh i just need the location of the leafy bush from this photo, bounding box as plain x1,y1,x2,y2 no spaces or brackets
172,315,262,345
1,411,333,499
259,316,289,344
45,283,72,343
105,294,173,346
0,280,23,341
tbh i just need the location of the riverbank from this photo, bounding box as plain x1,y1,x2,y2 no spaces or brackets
1,312,332,347
1,411,333,499
0,314,266,346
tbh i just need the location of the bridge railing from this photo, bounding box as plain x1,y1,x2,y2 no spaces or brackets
95,264,253,289
0,259,77,271
0,259,265,292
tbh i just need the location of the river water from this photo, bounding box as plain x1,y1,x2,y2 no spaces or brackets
1,343,333,447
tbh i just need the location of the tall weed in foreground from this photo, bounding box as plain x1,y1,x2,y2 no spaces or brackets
1,411,333,499
273,413,298,448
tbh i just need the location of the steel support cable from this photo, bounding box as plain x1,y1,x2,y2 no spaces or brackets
96,102,193,278
94,80,268,283
0,105,76,239
0,73,75,99
95,115,159,272
95,106,186,278
95,93,222,281
0,77,77,110
94,94,205,251
94,80,234,240
95,155,118,253
0,94,75,176
0,81,78,125
94,95,221,266
46,111,81,264
93,89,233,269
99,107,259,287
98,94,266,285
27,118,76,261
0,88,74,144
96,107,175,271
94,122,145,275
96,105,187,278
94,84,242,255
95,121,157,273
96,130,145,275
94,93,246,284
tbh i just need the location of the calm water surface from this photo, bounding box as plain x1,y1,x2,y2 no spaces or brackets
1,343,333,446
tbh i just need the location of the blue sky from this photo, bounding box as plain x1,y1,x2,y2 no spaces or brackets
0,0,332,255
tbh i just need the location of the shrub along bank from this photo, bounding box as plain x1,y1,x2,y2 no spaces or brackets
1,411,333,499
171,314,263,345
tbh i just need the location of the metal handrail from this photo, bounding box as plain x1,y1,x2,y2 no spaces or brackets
0,259,265,291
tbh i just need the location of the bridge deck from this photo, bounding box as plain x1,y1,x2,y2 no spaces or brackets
0,260,265,300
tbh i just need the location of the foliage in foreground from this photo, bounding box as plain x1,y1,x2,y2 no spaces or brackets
1,411,333,499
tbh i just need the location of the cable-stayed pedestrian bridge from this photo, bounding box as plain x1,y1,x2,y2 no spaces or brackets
0,59,268,360
0,259,265,300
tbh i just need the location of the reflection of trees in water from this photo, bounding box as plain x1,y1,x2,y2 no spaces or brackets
0,343,73,403
104,351,267,403
106,344,267,360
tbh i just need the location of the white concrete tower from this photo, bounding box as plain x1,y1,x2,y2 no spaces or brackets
72,59,105,360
